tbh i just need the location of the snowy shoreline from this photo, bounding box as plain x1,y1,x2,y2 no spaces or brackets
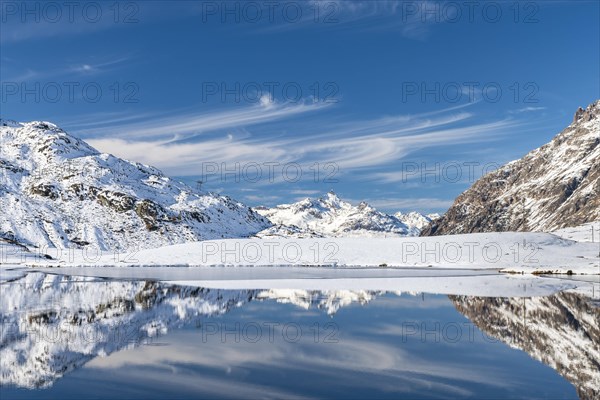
3,231,599,275
1,265,598,299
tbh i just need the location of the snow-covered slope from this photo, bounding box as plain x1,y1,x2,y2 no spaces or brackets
54,232,600,274
452,293,600,399
395,211,440,231
551,221,600,243
0,120,269,251
422,100,600,235
0,239,50,281
254,192,435,237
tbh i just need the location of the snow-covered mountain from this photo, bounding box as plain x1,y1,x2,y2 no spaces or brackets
451,293,600,399
422,100,600,236
254,192,437,238
0,120,269,251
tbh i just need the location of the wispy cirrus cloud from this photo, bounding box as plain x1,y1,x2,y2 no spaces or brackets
243,194,283,203
1,56,131,81
80,99,525,179
508,106,547,114
259,0,448,40
356,197,455,211
291,189,322,196
79,98,332,140
66,57,131,75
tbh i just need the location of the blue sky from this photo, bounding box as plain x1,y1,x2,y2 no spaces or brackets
1,0,599,213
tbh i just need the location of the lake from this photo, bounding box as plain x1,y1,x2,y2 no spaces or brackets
0,271,598,399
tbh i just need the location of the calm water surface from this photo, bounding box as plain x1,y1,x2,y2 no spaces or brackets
1,272,598,399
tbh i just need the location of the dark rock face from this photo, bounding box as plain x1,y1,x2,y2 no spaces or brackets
134,199,166,231
422,100,600,236
451,293,600,399
29,184,59,200
96,191,136,213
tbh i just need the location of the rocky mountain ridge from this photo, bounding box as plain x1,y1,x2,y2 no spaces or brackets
422,100,600,235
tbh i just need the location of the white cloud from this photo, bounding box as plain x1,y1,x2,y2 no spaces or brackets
264,1,445,40
290,189,322,196
244,194,282,203
84,102,524,179
87,324,513,397
68,57,130,75
354,197,454,212
508,106,547,114
2,57,130,82
80,99,331,139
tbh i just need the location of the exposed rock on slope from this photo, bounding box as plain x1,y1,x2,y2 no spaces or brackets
0,120,269,251
422,100,600,235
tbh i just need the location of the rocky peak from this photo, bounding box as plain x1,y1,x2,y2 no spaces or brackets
321,190,343,207
573,100,600,124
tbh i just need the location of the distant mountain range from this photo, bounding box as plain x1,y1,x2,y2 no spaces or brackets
253,191,439,238
422,100,600,236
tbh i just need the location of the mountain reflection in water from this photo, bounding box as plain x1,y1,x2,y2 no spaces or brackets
0,272,597,399
450,293,600,399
